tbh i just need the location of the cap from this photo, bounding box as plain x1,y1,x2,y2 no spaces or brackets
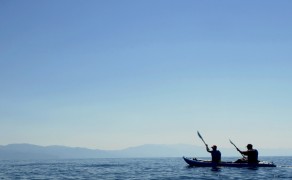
211,145,217,148
247,144,253,148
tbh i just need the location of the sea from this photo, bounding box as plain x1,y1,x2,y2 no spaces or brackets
0,157,292,179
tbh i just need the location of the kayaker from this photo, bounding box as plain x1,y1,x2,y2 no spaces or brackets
206,145,221,163
236,144,258,164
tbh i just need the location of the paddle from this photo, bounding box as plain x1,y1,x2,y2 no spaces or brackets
229,139,245,158
197,131,208,147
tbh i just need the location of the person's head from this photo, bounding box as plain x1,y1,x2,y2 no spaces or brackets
246,144,253,150
211,145,217,150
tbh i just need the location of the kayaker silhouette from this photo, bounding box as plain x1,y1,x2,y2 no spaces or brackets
197,131,221,164
235,144,259,164
206,144,221,163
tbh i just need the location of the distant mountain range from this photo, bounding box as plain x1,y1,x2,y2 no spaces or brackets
0,143,291,160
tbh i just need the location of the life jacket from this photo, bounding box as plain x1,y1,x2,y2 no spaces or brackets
247,149,258,164
211,150,221,163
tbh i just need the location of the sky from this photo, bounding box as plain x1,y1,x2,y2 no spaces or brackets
1,0,292,150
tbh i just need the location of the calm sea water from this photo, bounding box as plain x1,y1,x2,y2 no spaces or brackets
0,157,292,179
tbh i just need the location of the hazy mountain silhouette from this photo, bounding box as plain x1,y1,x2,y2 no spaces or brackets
0,143,291,160
0,144,110,160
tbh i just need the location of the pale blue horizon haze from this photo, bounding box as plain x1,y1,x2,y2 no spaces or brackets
1,0,292,151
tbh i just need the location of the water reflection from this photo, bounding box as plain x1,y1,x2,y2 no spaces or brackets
211,167,221,171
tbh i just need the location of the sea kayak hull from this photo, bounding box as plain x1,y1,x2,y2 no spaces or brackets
183,157,276,167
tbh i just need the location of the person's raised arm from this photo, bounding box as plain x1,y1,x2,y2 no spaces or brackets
206,144,211,153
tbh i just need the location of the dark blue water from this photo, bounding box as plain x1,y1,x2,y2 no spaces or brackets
0,157,292,179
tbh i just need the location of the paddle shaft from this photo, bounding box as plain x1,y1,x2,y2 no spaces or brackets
229,139,245,158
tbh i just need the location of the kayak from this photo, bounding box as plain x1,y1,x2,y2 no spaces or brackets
183,157,276,167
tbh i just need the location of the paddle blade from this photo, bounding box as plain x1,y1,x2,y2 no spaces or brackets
229,139,237,147
197,131,208,147
197,131,202,139
229,139,234,145
197,131,203,139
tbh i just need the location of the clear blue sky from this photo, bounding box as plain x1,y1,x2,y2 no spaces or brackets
1,0,292,150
